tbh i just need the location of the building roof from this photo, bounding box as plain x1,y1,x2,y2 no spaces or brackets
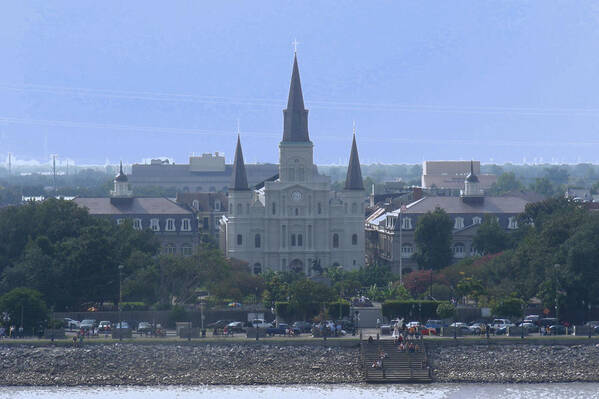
344,134,364,190
115,161,128,182
421,174,497,190
282,53,310,143
402,196,530,215
73,197,192,215
176,192,228,212
231,135,249,190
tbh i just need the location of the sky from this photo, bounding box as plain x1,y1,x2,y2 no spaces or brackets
2,1,599,166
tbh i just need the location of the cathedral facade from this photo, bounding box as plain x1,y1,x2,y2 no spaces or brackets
222,54,366,274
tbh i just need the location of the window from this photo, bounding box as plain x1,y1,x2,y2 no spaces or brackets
166,243,177,255
166,218,175,231
237,234,243,246
272,202,276,215
133,218,142,230
454,217,464,229
298,166,304,181
352,233,358,245
181,218,191,231
214,200,221,211
196,186,203,192
351,202,357,214
192,200,200,210
291,234,296,246
237,203,242,215
344,203,348,214
282,258,287,272
317,202,322,215
453,243,465,258
255,234,261,248
181,244,193,256
150,218,160,231
333,233,339,248
297,234,303,247
282,225,287,247
508,216,518,230
401,243,414,259
295,208,299,216
116,218,124,225
401,217,412,230
253,263,262,275
473,216,482,225
246,203,249,214
203,217,209,229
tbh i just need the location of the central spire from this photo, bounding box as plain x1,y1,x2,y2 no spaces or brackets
231,135,249,190
344,130,364,190
282,53,310,143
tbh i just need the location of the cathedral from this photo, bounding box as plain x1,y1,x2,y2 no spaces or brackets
222,54,366,274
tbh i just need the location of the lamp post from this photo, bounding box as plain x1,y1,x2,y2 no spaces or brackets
118,264,124,341
554,264,559,322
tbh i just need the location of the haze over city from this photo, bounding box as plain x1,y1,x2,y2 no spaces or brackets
2,2,599,166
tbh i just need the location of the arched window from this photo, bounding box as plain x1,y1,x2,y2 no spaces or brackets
295,208,299,216
472,216,482,225
333,233,339,248
454,217,464,229
351,202,357,214
288,167,295,181
453,243,465,258
192,200,200,210
196,186,203,192
291,234,296,246
214,200,221,211
318,202,322,215
352,233,358,245
254,234,261,248
508,216,518,229
236,234,243,246
272,202,276,215
298,166,304,181
297,234,303,247
237,203,242,215
253,263,262,275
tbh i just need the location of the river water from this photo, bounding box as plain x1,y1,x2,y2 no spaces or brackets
1,384,598,399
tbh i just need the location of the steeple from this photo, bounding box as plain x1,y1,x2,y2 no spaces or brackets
462,160,483,203
282,53,310,143
344,132,364,190
231,135,249,190
465,160,479,183
111,161,133,200
115,161,128,182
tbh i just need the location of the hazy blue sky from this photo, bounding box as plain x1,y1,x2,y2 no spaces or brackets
2,1,599,166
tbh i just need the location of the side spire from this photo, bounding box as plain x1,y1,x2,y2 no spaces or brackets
282,53,310,142
466,160,479,183
344,128,364,190
232,135,249,190
115,160,128,182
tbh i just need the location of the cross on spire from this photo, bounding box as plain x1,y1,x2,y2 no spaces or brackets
292,38,300,54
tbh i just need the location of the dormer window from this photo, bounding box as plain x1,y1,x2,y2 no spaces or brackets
133,218,142,230
508,216,518,229
454,217,464,229
214,200,221,211
473,216,482,225
192,200,200,211
181,218,191,231
166,218,175,231
401,217,412,230
116,218,125,225
150,218,160,231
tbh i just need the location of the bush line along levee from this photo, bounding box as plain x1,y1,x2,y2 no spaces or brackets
1,195,599,338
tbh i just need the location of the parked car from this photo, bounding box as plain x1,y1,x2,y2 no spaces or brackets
524,314,540,324
98,321,112,332
425,320,444,335
468,322,484,335
137,322,153,335
266,323,300,336
251,319,272,328
549,324,567,335
63,318,80,329
226,321,245,333
293,321,313,333
80,319,96,331
520,320,539,333
449,322,471,335
114,321,129,329
207,320,232,329
491,319,515,332
539,318,558,327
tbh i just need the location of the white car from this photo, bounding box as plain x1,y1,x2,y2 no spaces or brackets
491,319,515,331
63,318,80,329
251,319,272,328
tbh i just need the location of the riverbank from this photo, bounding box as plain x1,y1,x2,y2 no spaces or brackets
1,341,598,385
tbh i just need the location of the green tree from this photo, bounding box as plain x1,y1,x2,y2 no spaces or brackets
472,216,511,255
492,297,524,318
436,302,455,319
0,287,48,331
414,208,453,270
288,279,334,320
529,177,555,197
490,172,523,195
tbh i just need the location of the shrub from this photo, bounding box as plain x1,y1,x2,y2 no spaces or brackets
167,305,188,328
436,302,456,319
382,300,447,321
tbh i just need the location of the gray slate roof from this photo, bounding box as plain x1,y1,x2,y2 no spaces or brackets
73,197,192,215
282,54,310,143
344,134,364,190
231,135,249,190
403,196,530,214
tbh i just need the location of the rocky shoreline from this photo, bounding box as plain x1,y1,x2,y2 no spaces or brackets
1,342,598,385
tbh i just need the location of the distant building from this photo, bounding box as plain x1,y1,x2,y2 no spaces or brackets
221,54,366,275
73,163,199,256
565,187,593,202
421,160,496,195
128,153,278,193
366,162,530,274
176,192,227,244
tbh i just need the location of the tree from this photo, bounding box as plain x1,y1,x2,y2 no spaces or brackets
0,288,48,331
490,172,523,195
288,280,334,320
529,177,555,197
492,297,524,318
472,216,511,255
414,208,453,270
436,302,455,319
